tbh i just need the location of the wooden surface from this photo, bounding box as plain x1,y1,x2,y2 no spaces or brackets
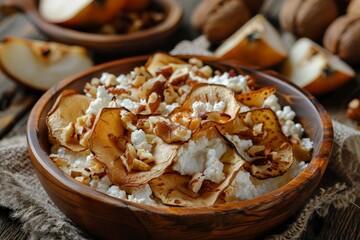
0,0,359,239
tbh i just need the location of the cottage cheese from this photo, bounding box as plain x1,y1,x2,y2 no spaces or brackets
227,161,308,201
263,94,281,112
190,71,250,93
282,120,304,138
86,86,113,115
173,135,227,183
191,101,226,117
127,184,157,205
131,129,152,151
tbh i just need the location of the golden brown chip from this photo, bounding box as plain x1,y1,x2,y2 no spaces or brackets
145,52,187,77
235,87,276,108
218,109,294,179
150,148,244,207
149,127,245,207
170,84,241,128
89,108,180,187
46,89,93,152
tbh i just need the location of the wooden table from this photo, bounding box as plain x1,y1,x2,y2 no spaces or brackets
0,0,359,239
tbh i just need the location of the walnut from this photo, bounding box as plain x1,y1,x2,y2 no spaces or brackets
192,0,255,44
279,0,339,41
323,15,360,65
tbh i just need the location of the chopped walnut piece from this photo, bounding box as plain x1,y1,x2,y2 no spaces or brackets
120,110,137,131
132,74,146,88
164,83,180,104
247,145,266,156
188,173,205,194
51,157,68,168
189,58,204,68
79,130,91,148
137,149,154,164
154,120,191,143
121,143,137,172
132,159,151,171
155,65,173,79
199,65,213,78
75,176,91,185
137,75,165,100
84,83,97,98
148,92,161,113
61,122,75,143
169,67,189,85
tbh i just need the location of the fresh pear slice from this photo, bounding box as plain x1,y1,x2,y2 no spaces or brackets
89,108,180,187
145,52,187,77
47,89,93,152
0,37,93,91
215,14,287,68
39,0,127,27
149,127,244,207
281,38,354,96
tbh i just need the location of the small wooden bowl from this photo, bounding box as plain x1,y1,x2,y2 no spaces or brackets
27,55,333,239
5,0,182,54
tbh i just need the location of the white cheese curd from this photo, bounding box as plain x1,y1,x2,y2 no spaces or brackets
49,146,89,175
127,184,157,206
240,106,250,113
276,106,296,122
131,129,152,151
173,135,227,182
207,72,250,93
116,98,144,113
189,71,250,93
90,175,112,193
228,161,308,201
86,86,113,115
203,149,225,183
157,102,180,115
99,72,117,87
191,101,225,117
225,134,253,161
263,94,281,112
301,138,314,151
282,120,304,138
106,185,127,199
116,73,133,88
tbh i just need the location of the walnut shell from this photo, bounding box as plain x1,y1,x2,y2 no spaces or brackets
279,0,339,41
347,0,360,16
192,0,251,45
323,15,360,65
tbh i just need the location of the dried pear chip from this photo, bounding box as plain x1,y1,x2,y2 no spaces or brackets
170,84,241,127
149,126,244,207
145,52,187,77
236,87,276,107
46,89,92,152
218,108,294,179
150,148,244,207
89,108,179,187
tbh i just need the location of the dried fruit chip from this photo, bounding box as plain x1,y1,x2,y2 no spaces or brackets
170,84,241,127
236,86,276,107
46,89,93,152
145,52,187,77
89,108,180,187
150,148,244,207
218,108,294,179
149,127,244,207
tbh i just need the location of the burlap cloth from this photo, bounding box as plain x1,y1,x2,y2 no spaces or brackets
0,37,359,239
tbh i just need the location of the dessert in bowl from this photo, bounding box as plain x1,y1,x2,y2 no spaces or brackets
27,53,333,239
5,0,182,54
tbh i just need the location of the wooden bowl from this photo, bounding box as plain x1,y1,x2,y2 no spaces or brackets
5,0,182,54
27,55,333,239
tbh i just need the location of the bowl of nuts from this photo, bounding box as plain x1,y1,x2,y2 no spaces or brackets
27,53,333,239
6,0,182,54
